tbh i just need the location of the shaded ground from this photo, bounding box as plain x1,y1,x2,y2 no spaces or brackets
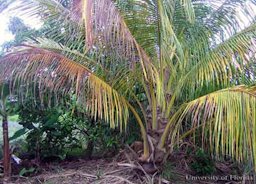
3,159,254,184
2,146,255,184
5,158,146,184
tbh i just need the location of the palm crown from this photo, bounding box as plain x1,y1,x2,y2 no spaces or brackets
1,0,256,168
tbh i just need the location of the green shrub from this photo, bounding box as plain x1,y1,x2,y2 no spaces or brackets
13,99,135,160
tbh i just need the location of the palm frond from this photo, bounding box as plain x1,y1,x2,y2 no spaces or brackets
33,38,143,98
181,22,256,100
166,86,256,167
201,0,256,41
0,47,130,129
180,0,195,23
11,0,86,53
115,0,159,58
81,0,152,65
30,38,103,70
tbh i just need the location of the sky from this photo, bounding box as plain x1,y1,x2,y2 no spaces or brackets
0,12,14,45
0,3,42,46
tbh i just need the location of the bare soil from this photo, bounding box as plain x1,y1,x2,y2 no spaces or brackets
1,146,255,184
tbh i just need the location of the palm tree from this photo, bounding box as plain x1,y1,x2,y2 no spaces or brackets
1,0,256,170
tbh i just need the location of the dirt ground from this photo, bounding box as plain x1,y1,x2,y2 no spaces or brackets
3,158,169,184
4,158,254,184
8,159,142,184
1,147,255,184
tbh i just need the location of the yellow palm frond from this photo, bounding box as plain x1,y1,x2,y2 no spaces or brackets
30,38,104,70
162,86,256,168
0,46,151,158
0,47,129,129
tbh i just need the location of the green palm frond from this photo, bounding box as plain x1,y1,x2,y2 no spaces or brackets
115,0,195,60
115,0,159,57
13,0,86,53
80,0,157,80
179,22,256,100
201,0,256,37
180,0,195,23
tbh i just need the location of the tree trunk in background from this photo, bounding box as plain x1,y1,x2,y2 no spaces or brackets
84,140,94,159
2,115,11,180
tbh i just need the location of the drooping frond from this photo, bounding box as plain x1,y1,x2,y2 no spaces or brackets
180,0,195,23
11,0,150,69
30,38,103,70
200,0,256,42
10,0,86,53
81,0,152,66
180,22,256,100
114,0,159,58
31,38,141,98
167,86,256,168
106,0,195,62
0,47,130,130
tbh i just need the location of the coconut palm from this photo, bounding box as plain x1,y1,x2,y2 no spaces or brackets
1,0,256,170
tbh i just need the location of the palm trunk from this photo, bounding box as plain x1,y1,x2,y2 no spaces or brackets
2,114,11,180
